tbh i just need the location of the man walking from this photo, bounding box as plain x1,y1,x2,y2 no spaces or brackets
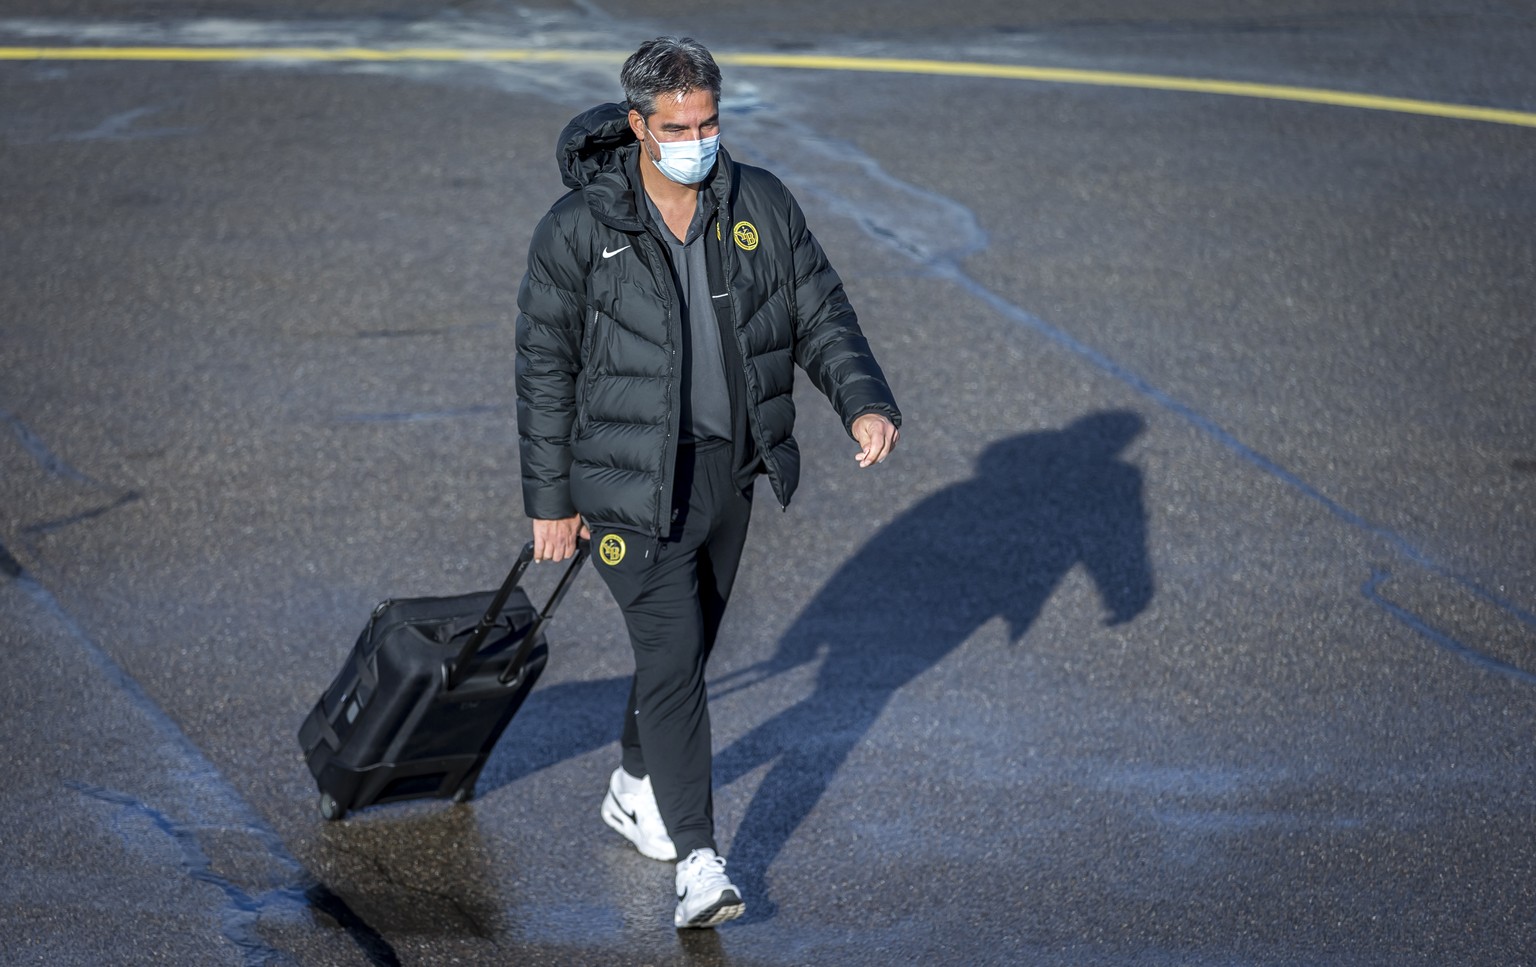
515,36,901,929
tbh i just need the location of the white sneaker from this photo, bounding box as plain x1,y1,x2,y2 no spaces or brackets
673,848,745,929
599,768,676,862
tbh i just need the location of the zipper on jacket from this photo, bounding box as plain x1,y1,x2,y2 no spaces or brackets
713,211,788,511
636,228,681,543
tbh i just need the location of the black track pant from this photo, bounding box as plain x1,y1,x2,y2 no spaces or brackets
590,440,753,859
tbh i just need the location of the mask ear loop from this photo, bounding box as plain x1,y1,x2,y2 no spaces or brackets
641,124,664,168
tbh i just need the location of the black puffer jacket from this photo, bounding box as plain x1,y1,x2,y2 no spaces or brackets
516,102,901,536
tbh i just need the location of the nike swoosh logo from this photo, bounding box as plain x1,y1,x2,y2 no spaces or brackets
602,245,631,259
609,790,638,825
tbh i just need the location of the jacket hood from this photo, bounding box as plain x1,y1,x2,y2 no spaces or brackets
557,102,636,190
555,102,737,234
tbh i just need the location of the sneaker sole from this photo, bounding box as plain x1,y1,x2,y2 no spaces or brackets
675,891,745,929
600,789,677,862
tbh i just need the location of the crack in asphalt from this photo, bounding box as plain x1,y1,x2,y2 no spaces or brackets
20,489,142,537
2,407,143,550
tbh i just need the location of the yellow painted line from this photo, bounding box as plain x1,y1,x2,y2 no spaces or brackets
3,45,1534,129
720,52,1536,129
0,46,623,64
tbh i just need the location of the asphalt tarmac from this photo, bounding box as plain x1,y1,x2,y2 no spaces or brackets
2,2,1534,964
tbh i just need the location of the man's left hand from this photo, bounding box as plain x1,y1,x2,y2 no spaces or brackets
852,413,899,468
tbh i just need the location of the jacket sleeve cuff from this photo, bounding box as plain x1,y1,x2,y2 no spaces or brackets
845,403,902,436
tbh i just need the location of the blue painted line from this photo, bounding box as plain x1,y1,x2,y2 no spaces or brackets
70,781,306,966
1361,570,1536,686
12,565,396,964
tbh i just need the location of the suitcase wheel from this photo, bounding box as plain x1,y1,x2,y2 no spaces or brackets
319,792,346,822
452,786,474,804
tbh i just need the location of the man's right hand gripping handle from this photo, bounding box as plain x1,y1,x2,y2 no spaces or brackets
532,515,589,563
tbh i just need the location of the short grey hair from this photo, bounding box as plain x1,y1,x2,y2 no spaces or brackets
620,37,722,119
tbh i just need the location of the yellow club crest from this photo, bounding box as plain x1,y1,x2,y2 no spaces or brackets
732,220,759,252
598,533,626,566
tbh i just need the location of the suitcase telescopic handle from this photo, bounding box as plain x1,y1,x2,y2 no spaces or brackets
443,538,590,691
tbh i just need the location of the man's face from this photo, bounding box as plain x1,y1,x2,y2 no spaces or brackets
629,88,720,153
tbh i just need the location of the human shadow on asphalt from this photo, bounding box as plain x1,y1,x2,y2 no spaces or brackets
478,675,632,792
712,410,1154,920
472,410,1152,926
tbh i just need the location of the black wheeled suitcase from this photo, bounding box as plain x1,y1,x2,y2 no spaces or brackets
298,540,588,821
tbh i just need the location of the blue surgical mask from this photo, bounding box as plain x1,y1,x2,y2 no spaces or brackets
645,125,720,185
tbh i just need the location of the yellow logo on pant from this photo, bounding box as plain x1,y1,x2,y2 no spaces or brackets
598,533,626,566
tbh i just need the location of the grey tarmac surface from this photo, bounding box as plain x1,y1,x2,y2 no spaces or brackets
2,2,1534,964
